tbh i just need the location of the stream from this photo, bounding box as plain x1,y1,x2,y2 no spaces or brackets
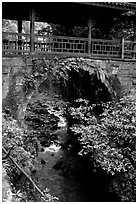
30,111,117,202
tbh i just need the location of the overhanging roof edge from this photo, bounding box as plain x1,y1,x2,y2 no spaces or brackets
74,2,136,12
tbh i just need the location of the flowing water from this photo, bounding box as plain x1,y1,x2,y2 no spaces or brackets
31,113,117,202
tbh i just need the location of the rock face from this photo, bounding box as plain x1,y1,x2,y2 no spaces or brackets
2,57,33,123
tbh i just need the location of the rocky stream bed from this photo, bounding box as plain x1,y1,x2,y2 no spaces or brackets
24,111,117,202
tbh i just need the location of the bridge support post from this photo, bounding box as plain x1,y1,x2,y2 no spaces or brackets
88,18,92,55
30,7,35,53
18,19,22,52
121,37,124,59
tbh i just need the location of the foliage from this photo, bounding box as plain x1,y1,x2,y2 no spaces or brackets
25,57,117,103
24,92,66,148
2,19,104,38
109,12,135,40
2,56,127,201
23,57,120,157
3,11,135,40
70,89,136,201
2,113,34,201
2,113,33,168
2,19,18,33
2,113,58,201
2,19,50,35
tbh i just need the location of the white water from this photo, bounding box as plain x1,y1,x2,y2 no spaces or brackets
47,108,67,128
43,108,67,153
43,143,61,153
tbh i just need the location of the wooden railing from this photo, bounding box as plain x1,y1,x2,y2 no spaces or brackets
124,40,136,59
2,32,30,54
34,35,88,54
90,39,121,58
2,32,136,59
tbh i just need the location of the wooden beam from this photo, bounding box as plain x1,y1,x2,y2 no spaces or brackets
132,16,136,58
18,19,22,34
18,19,22,51
88,18,92,54
121,37,124,59
30,8,35,53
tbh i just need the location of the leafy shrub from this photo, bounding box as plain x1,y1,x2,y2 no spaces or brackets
2,113,33,168
2,113,36,201
24,92,66,149
70,89,136,201
2,113,58,202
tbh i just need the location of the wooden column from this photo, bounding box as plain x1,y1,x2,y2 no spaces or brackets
18,19,22,34
88,18,92,55
18,19,22,50
121,37,125,59
30,8,35,53
132,14,136,58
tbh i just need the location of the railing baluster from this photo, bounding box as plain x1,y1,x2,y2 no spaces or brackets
121,37,125,59
2,32,136,59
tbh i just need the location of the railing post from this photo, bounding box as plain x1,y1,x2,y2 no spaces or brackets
88,18,92,55
18,19,22,51
30,8,35,53
132,41,136,59
121,37,125,59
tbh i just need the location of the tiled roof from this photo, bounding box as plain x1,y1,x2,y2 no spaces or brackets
78,2,136,11
94,2,135,9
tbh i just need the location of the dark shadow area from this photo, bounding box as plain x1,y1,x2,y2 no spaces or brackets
63,68,111,105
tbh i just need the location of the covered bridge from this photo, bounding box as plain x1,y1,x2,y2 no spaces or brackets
2,2,136,59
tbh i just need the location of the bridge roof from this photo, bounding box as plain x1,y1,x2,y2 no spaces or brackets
2,2,136,26
76,2,136,11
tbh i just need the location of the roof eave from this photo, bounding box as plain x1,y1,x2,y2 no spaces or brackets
74,2,136,12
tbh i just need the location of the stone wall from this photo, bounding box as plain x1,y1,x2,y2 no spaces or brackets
104,60,136,87
2,57,136,120
2,57,33,122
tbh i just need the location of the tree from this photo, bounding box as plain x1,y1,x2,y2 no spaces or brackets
70,89,136,201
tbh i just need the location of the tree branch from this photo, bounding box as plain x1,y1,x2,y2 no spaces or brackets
2,146,14,160
2,147,46,201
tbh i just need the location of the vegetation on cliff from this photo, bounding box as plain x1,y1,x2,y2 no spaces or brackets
70,89,136,201
2,57,135,202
